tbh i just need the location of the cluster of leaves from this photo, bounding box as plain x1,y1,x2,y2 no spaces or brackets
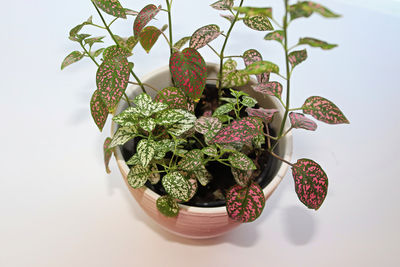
63,0,349,224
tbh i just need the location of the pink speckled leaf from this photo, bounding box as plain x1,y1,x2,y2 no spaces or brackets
211,117,263,145
243,15,273,31
226,182,265,222
252,81,282,97
231,168,252,187
243,49,269,83
190,24,221,50
195,116,222,144
210,0,233,10
303,96,349,124
154,87,188,110
228,152,256,171
173,36,191,51
288,49,307,68
103,45,131,60
133,4,161,36
139,26,161,53
289,1,340,21
245,108,278,123
292,159,328,210
169,48,207,100
220,14,235,22
289,112,317,131
178,149,203,171
234,7,272,18
103,137,113,174
245,60,279,75
90,90,109,131
93,0,126,18
61,51,84,70
264,30,284,45
96,57,130,112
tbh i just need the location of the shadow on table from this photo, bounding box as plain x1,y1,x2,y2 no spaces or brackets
281,205,316,246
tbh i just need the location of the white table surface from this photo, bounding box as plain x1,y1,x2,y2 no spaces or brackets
1,0,399,266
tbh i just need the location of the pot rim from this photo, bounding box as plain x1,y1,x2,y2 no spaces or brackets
111,63,293,214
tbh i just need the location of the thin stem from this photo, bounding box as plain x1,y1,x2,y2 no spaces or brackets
161,31,172,48
192,135,206,148
277,73,287,80
108,17,118,27
207,44,221,58
224,55,243,59
128,81,159,92
271,17,283,29
166,0,173,56
89,23,106,30
268,151,294,167
288,44,299,51
271,126,293,152
289,107,302,111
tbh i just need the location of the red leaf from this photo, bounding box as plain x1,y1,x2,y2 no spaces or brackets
292,159,328,210
154,87,188,110
90,90,108,131
211,117,263,145
252,81,282,97
134,4,161,36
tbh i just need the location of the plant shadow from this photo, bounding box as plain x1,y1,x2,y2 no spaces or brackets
281,205,316,246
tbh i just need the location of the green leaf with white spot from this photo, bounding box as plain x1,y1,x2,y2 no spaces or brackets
241,96,257,107
127,165,150,188
148,164,161,184
156,195,179,217
220,97,237,104
162,172,192,201
61,51,84,70
139,118,156,132
213,103,234,117
178,149,203,171
202,146,218,157
195,117,222,144
231,167,252,187
243,15,273,31
110,126,138,148
164,109,196,136
137,139,156,167
126,154,141,165
228,152,257,171
191,165,212,186
252,133,265,149
133,93,152,116
113,108,140,127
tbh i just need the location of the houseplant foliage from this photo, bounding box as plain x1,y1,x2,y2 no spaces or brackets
62,0,348,222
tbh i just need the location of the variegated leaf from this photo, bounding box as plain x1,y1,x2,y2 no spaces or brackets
201,146,218,157
228,151,256,171
246,107,278,123
139,117,156,132
226,182,265,222
110,126,138,148
154,87,188,110
157,195,179,217
195,116,222,144
243,49,269,83
178,149,203,171
245,61,279,75
84,36,105,47
156,109,186,125
292,159,328,210
213,103,234,117
289,112,317,131
92,48,105,58
243,15,273,31
220,14,235,22
148,164,161,184
234,7,272,18
190,24,221,50
162,172,192,201
175,173,198,202
252,81,282,97
169,48,207,100
220,97,236,104
264,30,284,44
96,57,130,112
211,117,263,145
232,167,252,187
241,96,257,108
137,139,156,167
93,0,126,18
289,1,340,21
164,109,196,136
112,108,140,127
133,93,168,117
298,37,337,50
125,8,138,16
133,4,161,36
303,96,349,124
90,90,108,131
61,51,84,70
252,133,265,149
288,49,308,68
126,154,141,165
190,165,212,186
127,165,150,188
103,137,113,174
210,0,233,10
173,36,191,51
139,26,162,53
222,70,250,88
103,45,131,60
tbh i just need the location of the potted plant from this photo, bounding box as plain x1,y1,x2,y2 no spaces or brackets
62,0,349,238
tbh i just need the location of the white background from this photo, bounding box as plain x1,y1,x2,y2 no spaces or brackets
1,0,399,266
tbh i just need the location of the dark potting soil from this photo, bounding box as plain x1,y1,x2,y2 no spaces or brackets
121,84,281,207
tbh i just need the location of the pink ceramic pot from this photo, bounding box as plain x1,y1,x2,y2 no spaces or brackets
111,63,293,239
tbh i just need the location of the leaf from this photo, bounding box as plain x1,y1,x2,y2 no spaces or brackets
103,45,131,61
156,109,186,125
298,37,337,50
252,81,282,97
211,117,263,145
61,51,84,70
220,14,235,22
228,152,256,171
245,107,278,123
252,133,265,149
90,90,108,131
133,93,168,117
93,0,126,18
126,154,141,165
243,15,273,31
210,0,233,10
173,36,191,51
156,195,179,217
103,137,113,174
134,4,161,36
84,36,105,47
292,159,328,210
289,112,317,131
202,146,218,157
92,48,105,58
234,7,272,18
96,58,130,112
190,24,221,50
154,87,188,110
178,149,203,171
226,182,265,222
139,118,156,132
179,174,198,201
243,49,269,83
245,61,279,75
148,164,161,184
169,48,207,100
288,49,308,68
221,59,250,88
109,126,138,148
127,165,150,188
190,165,212,186
195,116,222,144
231,168,252,187
112,108,140,127
160,109,196,136
264,30,284,44
137,139,156,167
241,96,257,108
139,26,162,53
162,172,192,201
303,96,349,124
289,1,340,21
213,103,234,117
125,8,139,16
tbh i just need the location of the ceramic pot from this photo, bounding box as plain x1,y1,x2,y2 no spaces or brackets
111,63,293,239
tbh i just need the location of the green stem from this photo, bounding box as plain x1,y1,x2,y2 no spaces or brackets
207,44,221,58
289,107,302,111
224,55,243,59
268,151,294,167
166,0,173,56
217,0,245,98
108,17,118,27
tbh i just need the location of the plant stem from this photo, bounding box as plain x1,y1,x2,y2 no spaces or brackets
289,107,302,111
207,44,221,58
268,151,294,167
91,1,147,94
217,0,245,98
166,0,173,56
128,81,159,93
